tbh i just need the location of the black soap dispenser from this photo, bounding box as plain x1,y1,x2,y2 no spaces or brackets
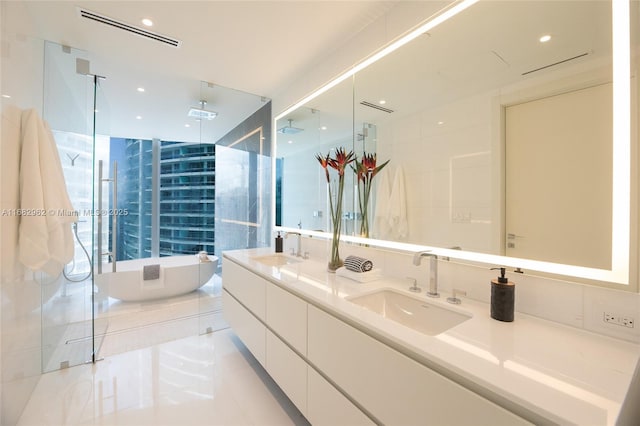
490,267,515,322
275,232,283,253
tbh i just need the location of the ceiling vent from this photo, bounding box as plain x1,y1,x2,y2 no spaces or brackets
360,100,394,114
522,52,589,76
77,8,182,48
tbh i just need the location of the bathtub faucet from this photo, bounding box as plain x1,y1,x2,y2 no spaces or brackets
285,231,302,257
197,251,211,262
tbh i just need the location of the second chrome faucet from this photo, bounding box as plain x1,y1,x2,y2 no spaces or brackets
285,231,302,257
413,251,439,298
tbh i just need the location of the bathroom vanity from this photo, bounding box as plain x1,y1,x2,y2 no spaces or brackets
222,248,639,425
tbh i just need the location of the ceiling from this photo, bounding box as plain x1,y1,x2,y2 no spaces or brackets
17,1,397,142
276,0,615,157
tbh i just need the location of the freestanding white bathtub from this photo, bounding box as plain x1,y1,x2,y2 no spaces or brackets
95,254,218,302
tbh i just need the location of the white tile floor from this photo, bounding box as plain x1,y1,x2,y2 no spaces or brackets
20,272,309,426
42,274,226,372
17,329,310,426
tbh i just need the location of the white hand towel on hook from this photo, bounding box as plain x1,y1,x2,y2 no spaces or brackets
388,166,408,239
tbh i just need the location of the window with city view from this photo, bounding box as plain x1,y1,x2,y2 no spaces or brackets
111,138,215,260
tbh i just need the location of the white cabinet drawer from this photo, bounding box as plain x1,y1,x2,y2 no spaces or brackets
266,282,307,355
308,305,531,426
222,259,266,320
307,367,375,426
266,329,307,416
223,289,266,366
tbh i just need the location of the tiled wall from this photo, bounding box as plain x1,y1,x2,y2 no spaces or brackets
375,91,496,253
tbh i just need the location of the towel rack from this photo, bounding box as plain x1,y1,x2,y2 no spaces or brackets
97,160,117,274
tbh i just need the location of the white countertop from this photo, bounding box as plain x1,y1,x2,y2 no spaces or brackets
223,248,640,425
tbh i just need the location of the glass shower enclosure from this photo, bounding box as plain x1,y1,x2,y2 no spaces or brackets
40,41,271,373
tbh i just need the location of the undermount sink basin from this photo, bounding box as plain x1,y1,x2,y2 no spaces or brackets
251,254,303,267
347,288,472,336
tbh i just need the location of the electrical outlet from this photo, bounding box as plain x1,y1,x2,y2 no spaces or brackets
603,312,635,328
621,317,635,328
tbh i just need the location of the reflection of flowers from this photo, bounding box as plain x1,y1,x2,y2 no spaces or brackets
353,152,389,238
316,147,355,271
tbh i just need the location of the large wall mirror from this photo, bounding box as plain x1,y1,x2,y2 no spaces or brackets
275,0,638,287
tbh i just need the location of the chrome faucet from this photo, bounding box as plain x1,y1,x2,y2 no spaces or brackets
413,251,439,298
285,231,302,257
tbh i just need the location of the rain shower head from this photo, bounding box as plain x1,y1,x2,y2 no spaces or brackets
277,119,303,135
188,101,217,120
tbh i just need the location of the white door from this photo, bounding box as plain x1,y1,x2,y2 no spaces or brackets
505,82,612,269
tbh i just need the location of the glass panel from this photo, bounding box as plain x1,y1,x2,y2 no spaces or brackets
199,84,271,335
41,41,105,371
92,78,207,357
214,139,271,251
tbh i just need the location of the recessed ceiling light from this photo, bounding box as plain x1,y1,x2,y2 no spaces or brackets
320,126,327,130
1,94,10,99
539,34,551,43
137,87,145,92
438,121,444,125
379,100,387,105
288,140,293,144
141,18,153,27
185,124,190,128
136,115,142,120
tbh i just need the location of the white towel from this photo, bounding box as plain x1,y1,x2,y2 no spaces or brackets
344,255,373,273
18,109,76,276
388,166,408,239
372,167,391,239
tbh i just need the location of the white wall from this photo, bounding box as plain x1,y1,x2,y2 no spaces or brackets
0,2,46,424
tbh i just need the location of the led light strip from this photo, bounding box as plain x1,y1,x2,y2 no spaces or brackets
274,0,480,121
610,0,631,284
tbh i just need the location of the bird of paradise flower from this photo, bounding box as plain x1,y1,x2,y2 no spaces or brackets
352,152,390,238
316,147,355,271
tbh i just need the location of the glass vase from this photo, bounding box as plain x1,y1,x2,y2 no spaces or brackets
327,229,343,272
